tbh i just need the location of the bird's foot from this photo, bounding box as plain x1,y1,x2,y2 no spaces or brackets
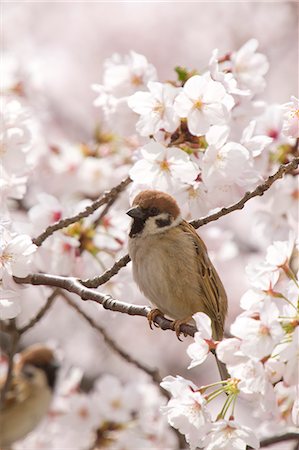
147,308,163,329
171,316,193,341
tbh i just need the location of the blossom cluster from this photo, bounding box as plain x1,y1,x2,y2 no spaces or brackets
161,236,299,449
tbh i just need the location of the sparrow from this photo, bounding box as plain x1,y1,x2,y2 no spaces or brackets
0,344,59,448
127,190,228,341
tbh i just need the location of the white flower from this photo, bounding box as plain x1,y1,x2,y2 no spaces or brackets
161,376,211,450
264,358,285,384
265,238,295,269
241,120,272,157
0,231,36,278
282,96,299,139
174,74,234,136
128,81,180,136
201,419,260,450
78,157,113,196
209,49,250,96
0,288,21,320
0,98,32,175
129,141,199,191
216,338,247,368
187,313,213,368
231,39,269,94
230,301,284,359
230,358,268,395
175,182,211,219
276,327,299,386
255,104,285,142
0,167,28,201
93,374,140,423
160,375,198,398
202,126,259,197
28,193,63,234
93,51,157,99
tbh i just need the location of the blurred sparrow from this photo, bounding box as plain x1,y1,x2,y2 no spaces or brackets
127,190,228,341
0,344,58,448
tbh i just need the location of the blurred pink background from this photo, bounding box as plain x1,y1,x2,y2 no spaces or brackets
3,1,298,141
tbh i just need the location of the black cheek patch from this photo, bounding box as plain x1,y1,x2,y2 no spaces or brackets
156,217,171,228
129,218,146,237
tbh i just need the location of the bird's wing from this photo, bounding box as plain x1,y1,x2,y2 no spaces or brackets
180,220,228,339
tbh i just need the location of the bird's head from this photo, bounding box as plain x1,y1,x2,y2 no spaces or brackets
127,190,182,238
18,345,59,390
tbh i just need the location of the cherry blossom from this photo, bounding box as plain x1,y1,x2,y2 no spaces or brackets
200,419,260,450
230,39,269,94
187,312,213,368
282,96,299,139
128,81,180,136
0,230,36,278
129,141,199,191
161,376,211,450
174,74,234,136
230,301,284,359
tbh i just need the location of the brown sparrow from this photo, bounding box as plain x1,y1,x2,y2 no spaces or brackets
127,190,228,341
0,345,58,448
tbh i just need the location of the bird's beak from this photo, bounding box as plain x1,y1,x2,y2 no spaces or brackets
126,206,145,219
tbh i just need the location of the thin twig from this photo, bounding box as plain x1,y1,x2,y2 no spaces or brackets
60,292,169,398
191,156,299,229
81,157,299,289
18,289,59,335
258,432,299,448
33,177,131,247
0,321,19,409
80,254,131,288
14,273,197,337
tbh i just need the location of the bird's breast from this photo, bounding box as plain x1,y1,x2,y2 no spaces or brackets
128,229,204,319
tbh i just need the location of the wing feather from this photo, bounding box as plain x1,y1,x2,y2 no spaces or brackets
180,221,228,339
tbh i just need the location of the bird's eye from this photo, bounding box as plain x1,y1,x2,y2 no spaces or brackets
148,207,159,216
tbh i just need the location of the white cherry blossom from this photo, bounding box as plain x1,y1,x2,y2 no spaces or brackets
230,301,284,359
174,74,234,136
129,141,199,191
282,96,299,139
161,376,211,450
201,419,259,450
128,81,180,136
0,230,36,278
28,193,64,234
231,39,269,94
209,49,250,96
276,327,299,386
241,120,272,157
187,313,213,368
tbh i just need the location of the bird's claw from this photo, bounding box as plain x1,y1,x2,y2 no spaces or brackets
147,308,163,329
171,317,192,341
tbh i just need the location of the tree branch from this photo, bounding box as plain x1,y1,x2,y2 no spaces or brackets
191,157,299,229
80,254,131,288
259,432,299,448
14,272,197,337
32,177,131,247
61,292,169,398
81,157,299,289
18,289,59,335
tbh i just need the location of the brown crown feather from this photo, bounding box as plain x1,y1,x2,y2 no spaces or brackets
18,345,55,369
132,190,181,219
